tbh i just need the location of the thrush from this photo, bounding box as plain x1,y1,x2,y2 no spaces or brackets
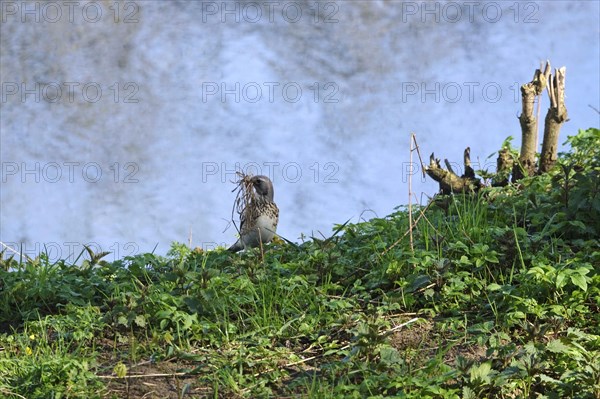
228,175,279,252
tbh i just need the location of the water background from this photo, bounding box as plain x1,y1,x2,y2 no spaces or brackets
1,0,599,261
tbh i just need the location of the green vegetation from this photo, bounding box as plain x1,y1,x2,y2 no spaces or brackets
1,128,599,399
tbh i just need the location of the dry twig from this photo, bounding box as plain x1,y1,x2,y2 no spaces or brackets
381,201,434,256
98,372,188,380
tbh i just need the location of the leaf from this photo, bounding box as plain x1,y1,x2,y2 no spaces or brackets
528,266,546,276
556,271,567,289
323,348,340,356
487,283,502,291
408,274,431,292
567,220,587,231
546,339,571,354
570,274,588,291
538,373,561,384
114,362,127,378
134,315,147,327
469,361,492,383
575,266,591,276
508,311,526,320
458,255,472,266
462,386,476,399
379,346,402,365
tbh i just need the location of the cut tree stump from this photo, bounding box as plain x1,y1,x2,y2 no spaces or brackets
513,61,568,180
512,64,549,181
492,147,514,187
539,66,568,173
425,147,482,194
422,61,567,194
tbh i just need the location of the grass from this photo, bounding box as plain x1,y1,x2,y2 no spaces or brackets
1,128,599,398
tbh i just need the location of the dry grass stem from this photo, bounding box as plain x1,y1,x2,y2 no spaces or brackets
230,172,256,234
